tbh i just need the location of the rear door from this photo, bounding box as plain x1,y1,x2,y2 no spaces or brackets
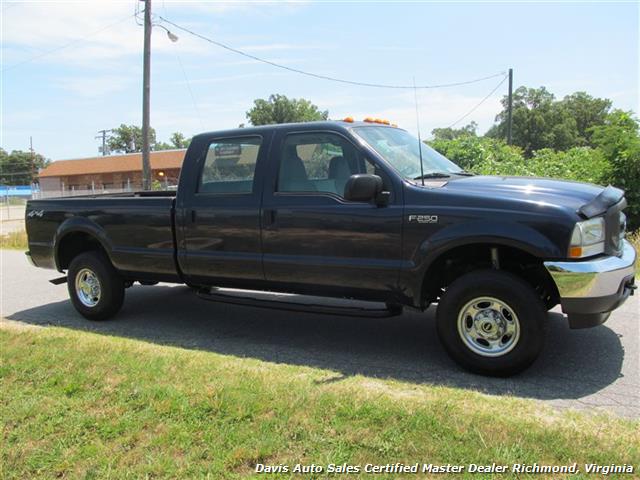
261,128,404,296
179,132,272,285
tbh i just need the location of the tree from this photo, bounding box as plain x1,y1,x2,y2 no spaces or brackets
589,110,640,228
487,87,613,155
153,132,192,151
431,122,477,141
107,124,157,154
560,92,611,146
487,86,576,156
246,94,328,126
169,132,191,149
0,148,49,185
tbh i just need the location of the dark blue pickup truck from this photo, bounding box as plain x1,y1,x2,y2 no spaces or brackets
25,120,636,376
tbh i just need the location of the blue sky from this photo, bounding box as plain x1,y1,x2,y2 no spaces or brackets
1,1,638,160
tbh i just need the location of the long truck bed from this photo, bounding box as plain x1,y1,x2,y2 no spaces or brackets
26,192,180,282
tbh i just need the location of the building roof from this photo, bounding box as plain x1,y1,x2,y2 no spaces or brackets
38,149,186,178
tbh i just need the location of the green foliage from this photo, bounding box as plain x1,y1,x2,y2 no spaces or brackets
488,87,612,156
108,126,190,153
430,137,610,183
526,147,612,184
431,121,477,141
169,132,191,149
246,94,328,126
156,132,192,151
561,92,612,145
107,124,157,154
2,325,639,478
0,148,49,185
590,110,640,228
428,136,525,174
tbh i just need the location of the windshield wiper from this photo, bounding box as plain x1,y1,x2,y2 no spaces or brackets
413,172,451,180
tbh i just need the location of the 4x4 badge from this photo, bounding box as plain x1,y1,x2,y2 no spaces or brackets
408,214,438,224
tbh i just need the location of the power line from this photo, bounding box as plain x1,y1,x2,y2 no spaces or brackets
447,74,508,128
2,14,135,72
174,51,205,130
158,15,505,90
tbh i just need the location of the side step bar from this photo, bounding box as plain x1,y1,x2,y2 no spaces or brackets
49,276,68,285
197,288,402,318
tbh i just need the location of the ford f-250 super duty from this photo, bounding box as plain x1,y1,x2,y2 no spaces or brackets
25,120,636,376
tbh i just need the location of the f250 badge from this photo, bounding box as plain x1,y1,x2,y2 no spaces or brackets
27,210,44,218
408,214,438,224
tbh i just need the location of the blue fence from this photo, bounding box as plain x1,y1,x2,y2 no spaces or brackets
0,185,38,197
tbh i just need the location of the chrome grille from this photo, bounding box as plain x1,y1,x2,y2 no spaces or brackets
604,199,626,256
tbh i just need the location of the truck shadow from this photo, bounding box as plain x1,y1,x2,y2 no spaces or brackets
7,284,628,404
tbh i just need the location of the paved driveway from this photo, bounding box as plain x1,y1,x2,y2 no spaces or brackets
2,249,638,418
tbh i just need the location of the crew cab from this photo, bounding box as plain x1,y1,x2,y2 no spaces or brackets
25,120,637,376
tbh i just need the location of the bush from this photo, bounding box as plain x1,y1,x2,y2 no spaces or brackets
526,147,611,185
429,136,526,174
429,136,638,228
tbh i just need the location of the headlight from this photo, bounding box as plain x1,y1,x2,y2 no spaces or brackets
569,217,605,258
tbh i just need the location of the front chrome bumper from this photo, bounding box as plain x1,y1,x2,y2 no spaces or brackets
544,239,636,328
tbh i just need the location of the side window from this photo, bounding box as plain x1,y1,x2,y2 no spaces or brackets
277,132,365,197
198,137,261,194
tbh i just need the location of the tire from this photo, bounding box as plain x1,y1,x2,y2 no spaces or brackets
67,251,125,321
436,269,545,377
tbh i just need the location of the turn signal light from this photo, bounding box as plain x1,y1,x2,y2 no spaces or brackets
568,246,583,258
363,117,393,125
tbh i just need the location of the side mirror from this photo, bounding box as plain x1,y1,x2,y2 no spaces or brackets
344,174,383,203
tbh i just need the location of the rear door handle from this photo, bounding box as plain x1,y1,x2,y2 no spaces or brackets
263,208,276,228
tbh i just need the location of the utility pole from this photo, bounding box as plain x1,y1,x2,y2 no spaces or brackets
95,129,112,156
506,68,513,145
141,0,152,190
29,136,35,187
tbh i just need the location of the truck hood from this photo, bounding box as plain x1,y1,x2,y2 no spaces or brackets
442,175,623,216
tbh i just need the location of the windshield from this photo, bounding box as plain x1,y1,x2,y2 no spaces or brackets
353,126,462,180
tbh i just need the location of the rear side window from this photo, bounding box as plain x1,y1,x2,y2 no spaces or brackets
199,137,261,194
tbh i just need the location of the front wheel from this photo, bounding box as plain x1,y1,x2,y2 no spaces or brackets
436,270,545,376
68,251,125,320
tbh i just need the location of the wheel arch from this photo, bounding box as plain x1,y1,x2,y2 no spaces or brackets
418,238,560,309
54,218,114,271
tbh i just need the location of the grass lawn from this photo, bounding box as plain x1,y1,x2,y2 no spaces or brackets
0,230,27,250
1,321,638,479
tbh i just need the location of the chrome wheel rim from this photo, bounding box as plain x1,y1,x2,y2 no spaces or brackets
75,268,101,307
457,296,520,357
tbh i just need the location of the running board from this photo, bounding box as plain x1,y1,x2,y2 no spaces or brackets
49,276,68,285
197,288,402,318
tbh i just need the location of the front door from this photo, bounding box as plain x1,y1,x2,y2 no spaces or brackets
261,129,404,297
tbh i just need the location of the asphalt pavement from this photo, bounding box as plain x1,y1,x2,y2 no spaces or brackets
2,249,638,418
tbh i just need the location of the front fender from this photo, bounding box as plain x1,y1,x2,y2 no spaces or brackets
54,217,114,271
399,220,564,307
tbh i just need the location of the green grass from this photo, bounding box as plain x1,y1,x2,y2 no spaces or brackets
628,229,640,255
1,322,638,479
0,230,27,250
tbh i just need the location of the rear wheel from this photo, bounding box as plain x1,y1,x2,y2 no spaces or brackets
68,251,125,320
436,269,545,376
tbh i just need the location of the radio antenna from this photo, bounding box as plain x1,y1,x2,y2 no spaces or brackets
413,77,425,185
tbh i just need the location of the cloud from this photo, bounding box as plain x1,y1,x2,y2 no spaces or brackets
55,75,134,97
